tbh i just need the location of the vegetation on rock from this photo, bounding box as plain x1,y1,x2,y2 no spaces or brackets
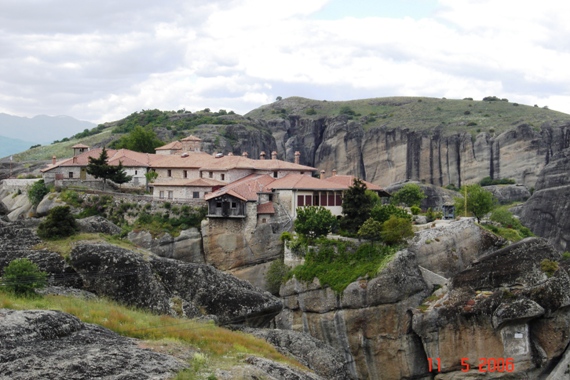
1,258,48,295
86,147,132,190
37,206,79,239
27,179,49,206
265,259,291,295
380,215,414,245
479,176,516,186
454,184,497,222
340,178,373,234
110,125,164,153
294,206,337,242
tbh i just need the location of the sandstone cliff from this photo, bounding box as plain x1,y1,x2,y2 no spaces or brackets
265,117,570,189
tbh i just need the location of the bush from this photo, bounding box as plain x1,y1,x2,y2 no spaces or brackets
540,259,559,277
410,206,421,215
480,177,516,186
265,260,290,295
295,206,336,241
381,215,414,245
2,258,48,295
390,184,425,207
37,206,79,239
27,180,49,206
370,204,411,224
305,108,317,115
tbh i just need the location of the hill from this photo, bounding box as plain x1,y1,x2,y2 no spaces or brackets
245,96,570,136
0,135,37,158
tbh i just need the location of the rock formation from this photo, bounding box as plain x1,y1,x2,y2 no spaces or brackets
521,147,570,251
412,238,570,379
0,309,187,379
266,117,570,189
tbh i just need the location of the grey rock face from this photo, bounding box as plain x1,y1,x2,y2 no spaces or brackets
385,182,459,210
0,309,186,380
412,238,568,379
35,194,63,217
484,184,531,204
69,243,283,326
128,228,205,263
242,328,357,380
521,147,570,251
77,215,122,235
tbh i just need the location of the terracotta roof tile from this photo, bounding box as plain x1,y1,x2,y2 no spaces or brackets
199,155,315,172
205,174,275,201
155,141,182,150
324,175,390,196
150,152,216,168
257,202,275,214
153,178,225,187
72,143,89,148
266,174,347,191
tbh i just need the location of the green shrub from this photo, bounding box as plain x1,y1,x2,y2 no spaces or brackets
480,177,516,186
390,184,425,207
540,259,559,277
371,204,411,224
410,206,421,215
27,180,49,206
305,108,317,115
2,258,48,295
381,215,414,245
265,260,290,295
37,206,79,239
60,189,83,207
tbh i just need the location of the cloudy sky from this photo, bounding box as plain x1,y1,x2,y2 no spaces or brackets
1,0,569,123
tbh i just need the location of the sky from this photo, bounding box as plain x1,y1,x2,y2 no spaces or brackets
1,0,570,124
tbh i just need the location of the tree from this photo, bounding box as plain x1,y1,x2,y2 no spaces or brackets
86,148,131,190
2,258,48,295
390,183,426,207
370,203,411,224
113,125,164,153
294,206,337,241
381,215,414,245
265,259,290,295
110,161,133,187
340,178,373,234
37,205,79,239
358,218,383,245
276,96,283,101
454,184,496,223
27,179,49,206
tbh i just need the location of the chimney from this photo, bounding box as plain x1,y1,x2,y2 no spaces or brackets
271,151,277,160
320,170,325,180
294,151,300,164
52,155,56,165
260,151,266,160
242,152,249,158
332,169,337,176
73,156,77,164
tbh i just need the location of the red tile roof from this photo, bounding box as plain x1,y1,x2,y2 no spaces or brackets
257,202,275,214
150,152,216,168
199,155,315,172
155,141,182,151
41,148,163,172
205,174,275,201
181,135,202,141
266,174,347,191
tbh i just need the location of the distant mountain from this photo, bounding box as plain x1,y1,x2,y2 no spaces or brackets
0,113,96,145
0,135,37,158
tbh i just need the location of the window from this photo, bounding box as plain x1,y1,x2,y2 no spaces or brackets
328,193,335,206
209,171,213,178
193,192,199,199
336,193,342,206
167,169,172,177
221,173,225,181
168,191,173,199
231,202,237,209
135,170,138,175
69,172,74,178
314,194,320,206
306,195,312,206
261,218,267,223
159,191,164,199
273,171,278,178
297,195,305,207
321,191,328,206
183,170,187,179
216,202,222,208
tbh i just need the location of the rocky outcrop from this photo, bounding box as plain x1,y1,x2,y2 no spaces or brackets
35,193,65,216
242,328,357,380
0,222,283,327
69,242,282,326
128,228,205,263
77,215,122,235
412,238,569,378
485,184,531,204
276,249,431,379
267,118,570,189
0,309,187,379
521,147,570,251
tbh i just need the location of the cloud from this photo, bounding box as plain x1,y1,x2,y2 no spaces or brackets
1,0,570,124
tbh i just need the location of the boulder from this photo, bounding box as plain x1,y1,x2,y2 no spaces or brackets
35,194,64,217
484,184,531,204
0,309,187,380
69,242,283,326
128,228,205,263
241,328,357,380
77,215,122,235
385,182,459,211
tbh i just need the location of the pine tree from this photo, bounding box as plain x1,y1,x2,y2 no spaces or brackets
340,178,373,234
86,147,132,190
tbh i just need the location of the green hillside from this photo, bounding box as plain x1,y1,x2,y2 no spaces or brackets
246,96,570,136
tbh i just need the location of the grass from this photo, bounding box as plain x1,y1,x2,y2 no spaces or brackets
245,96,570,136
288,239,398,293
0,291,304,378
